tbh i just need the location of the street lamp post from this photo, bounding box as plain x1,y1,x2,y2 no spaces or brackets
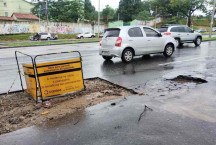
210,0,216,38
46,0,49,32
97,0,100,38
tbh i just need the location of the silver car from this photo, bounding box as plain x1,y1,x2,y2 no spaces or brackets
158,25,202,47
99,26,177,62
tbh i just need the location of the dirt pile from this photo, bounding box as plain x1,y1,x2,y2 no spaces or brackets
0,78,135,135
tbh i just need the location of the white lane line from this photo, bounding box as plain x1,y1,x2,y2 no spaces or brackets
158,57,208,66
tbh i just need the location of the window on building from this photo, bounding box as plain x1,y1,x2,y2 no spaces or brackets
5,12,8,17
4,2,7,7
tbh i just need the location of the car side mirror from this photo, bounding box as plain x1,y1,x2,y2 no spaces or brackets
192,30,195,33
158,33,162,37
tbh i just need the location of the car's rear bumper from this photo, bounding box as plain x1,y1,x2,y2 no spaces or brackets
99,46,124,57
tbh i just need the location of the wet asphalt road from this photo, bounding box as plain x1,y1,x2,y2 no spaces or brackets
0,41,215,93
1,41,216,145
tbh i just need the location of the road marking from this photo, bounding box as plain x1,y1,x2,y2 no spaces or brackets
158,57,208,66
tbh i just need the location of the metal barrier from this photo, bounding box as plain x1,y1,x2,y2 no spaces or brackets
15,51,85,103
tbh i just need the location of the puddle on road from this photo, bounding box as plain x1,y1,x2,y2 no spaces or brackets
169,75,208,84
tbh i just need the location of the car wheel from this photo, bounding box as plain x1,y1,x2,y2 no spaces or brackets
81,36,84,39
194,37,202,47
163,44,174,57
175,38,181,48
102,56,113,60
121,48,134,63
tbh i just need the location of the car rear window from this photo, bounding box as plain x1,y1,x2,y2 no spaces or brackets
104,29,120,37
158,27,168,33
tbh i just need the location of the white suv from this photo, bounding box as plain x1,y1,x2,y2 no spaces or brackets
158,25,202,47
77,32,95,39
99,26,177,62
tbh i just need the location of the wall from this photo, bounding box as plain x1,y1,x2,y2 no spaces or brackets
108,18,162,28
108,21,124,28
0,21,106,34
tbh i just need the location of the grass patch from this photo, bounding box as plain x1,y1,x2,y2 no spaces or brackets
0,33,32,41
203,37,216,41
5,38,99,47
201,32,216,35
58,34,77,39
0,33,79,42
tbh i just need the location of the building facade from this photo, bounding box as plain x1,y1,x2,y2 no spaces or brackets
0,0,34,17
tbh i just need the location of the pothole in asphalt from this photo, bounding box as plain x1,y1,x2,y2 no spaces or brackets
169,75,208,84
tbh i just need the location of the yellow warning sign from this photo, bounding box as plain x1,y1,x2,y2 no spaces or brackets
23,70,37,98
23,58,84,100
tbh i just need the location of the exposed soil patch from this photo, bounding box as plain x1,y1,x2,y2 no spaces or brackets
0,78,135,135
169,75,208,84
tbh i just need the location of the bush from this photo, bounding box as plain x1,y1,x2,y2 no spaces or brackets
0,33,32,41
0,33,78,41
58,34,77,39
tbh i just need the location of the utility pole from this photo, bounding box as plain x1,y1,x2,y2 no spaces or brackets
38,4,41,25
97,0,100,38
46,0,49,32
210,0,216,38
154,7,157,29
177,0,180,23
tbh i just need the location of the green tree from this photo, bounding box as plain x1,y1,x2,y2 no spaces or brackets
170,0,207,27
84,0,97,21
32,0,84,22
31,1,47,20
150,0,179,18
102,5,115,23
135,10,152,21
118,0,143,22
149,0,207,27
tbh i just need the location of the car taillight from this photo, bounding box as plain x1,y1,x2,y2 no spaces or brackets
164,32,172,35
115,37,122,47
